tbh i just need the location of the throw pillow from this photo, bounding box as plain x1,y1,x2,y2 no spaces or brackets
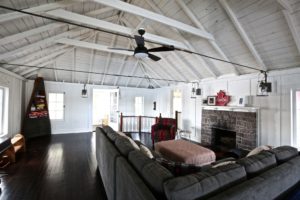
212,160,236,168
247,145,272,157
125,136,140,150
140,145,154,159
117,131,127,137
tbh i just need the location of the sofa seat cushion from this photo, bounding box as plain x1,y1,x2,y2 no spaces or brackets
271,146,298,164
163,163,246,200
115,136,136,157
237,151,276,178
129,150,173,199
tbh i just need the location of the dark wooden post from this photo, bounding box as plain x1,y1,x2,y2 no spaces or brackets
120,112,123,132
138,116,142,134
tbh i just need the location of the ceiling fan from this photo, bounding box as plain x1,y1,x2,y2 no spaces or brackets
109,28,175,61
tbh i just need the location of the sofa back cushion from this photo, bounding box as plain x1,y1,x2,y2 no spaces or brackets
237,151,276,178
270,146,298,164
129,150,173,199
163,164,246,200
115,136,136,157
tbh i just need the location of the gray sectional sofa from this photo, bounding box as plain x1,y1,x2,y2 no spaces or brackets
95,126,300,200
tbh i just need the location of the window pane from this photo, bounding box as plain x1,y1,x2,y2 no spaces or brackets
49,93,64,120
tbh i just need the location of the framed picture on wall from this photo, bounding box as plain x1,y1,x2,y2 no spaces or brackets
237,96,246,107
207,96,216,106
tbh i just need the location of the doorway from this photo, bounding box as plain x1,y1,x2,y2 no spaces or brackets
92,89,119,130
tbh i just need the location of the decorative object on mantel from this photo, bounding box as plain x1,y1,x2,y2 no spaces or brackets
257,71,272,96
22,77,51,139
237,96,248,107
207,96,216,105
216,90,230,106
81,84,88,98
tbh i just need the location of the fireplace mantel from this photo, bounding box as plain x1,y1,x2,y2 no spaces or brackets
202,105,259,113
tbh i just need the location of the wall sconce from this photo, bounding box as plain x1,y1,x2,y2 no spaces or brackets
191,82,201,98
81,84,88,98
257,71,272,96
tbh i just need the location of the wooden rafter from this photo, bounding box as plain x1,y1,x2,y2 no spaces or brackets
175,0,239,75
87,33,98,84
93,0,213,40
46,9,187,49
219,0,267,71
101,35,117,85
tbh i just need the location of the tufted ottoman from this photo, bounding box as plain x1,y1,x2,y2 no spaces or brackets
155,139,216,166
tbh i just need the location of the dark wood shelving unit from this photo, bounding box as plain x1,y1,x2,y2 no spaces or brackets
22,77,51,139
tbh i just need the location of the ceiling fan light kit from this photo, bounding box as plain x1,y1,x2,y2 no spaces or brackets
109,28,175,61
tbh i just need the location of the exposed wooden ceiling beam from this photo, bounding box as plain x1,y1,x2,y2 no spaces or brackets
93,0,213,40
0,27,91,62
0,0,80,23
46,9,187,49
87,33,98,84
0,23,65,46
175,0,239,75
57,38,132,56
0,67,26,80
143,0,218,78
101,35,117,85
72,49,76,83
125,61,139,87
19,48,71,76
0,6,114,48
4,45,67,70
282,10,300,55
121,17,190,82
277,0,293,13
219,0,267,71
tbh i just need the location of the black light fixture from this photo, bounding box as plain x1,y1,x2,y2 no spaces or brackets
191,82,201,98
81,84,88,98
257,71,272,96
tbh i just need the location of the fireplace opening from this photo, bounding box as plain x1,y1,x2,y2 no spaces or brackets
211,127,236,152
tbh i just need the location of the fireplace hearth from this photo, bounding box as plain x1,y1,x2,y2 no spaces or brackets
211,127,236,152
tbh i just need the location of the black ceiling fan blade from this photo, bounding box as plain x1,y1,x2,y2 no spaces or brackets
108,47,134,51
148,45,175,52
148,53,161,61
134,35,144,46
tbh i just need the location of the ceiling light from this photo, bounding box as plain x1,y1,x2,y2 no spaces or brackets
134,52,148,59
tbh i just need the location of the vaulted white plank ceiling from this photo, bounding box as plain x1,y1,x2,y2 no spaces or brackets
0,0,299,88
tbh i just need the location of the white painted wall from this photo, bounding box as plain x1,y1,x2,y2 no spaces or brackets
25,80,159,134
0,72,24,137
176,68,300,147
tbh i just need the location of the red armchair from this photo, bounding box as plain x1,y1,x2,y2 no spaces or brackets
151,117,177,147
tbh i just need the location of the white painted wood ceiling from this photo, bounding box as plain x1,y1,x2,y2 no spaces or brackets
0,0,299,88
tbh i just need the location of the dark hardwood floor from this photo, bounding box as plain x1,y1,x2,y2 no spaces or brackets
0,133,107,200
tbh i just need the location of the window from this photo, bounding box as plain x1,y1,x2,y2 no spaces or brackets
0,86,8,136
172,90,182,117
135,97,144,116
48,93,64,120
292,90,300,149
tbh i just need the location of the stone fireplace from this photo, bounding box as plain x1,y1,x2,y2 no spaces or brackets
211,127,236,151
201,109,257,150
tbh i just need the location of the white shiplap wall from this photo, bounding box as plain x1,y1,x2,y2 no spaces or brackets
0,72,24,137
176,67,300,147
25,80,158,134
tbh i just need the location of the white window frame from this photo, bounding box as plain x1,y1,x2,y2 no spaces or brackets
172,90,182,117
291,89,300,149
135,96,144,116
48,92,65,121
0,86,8,136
